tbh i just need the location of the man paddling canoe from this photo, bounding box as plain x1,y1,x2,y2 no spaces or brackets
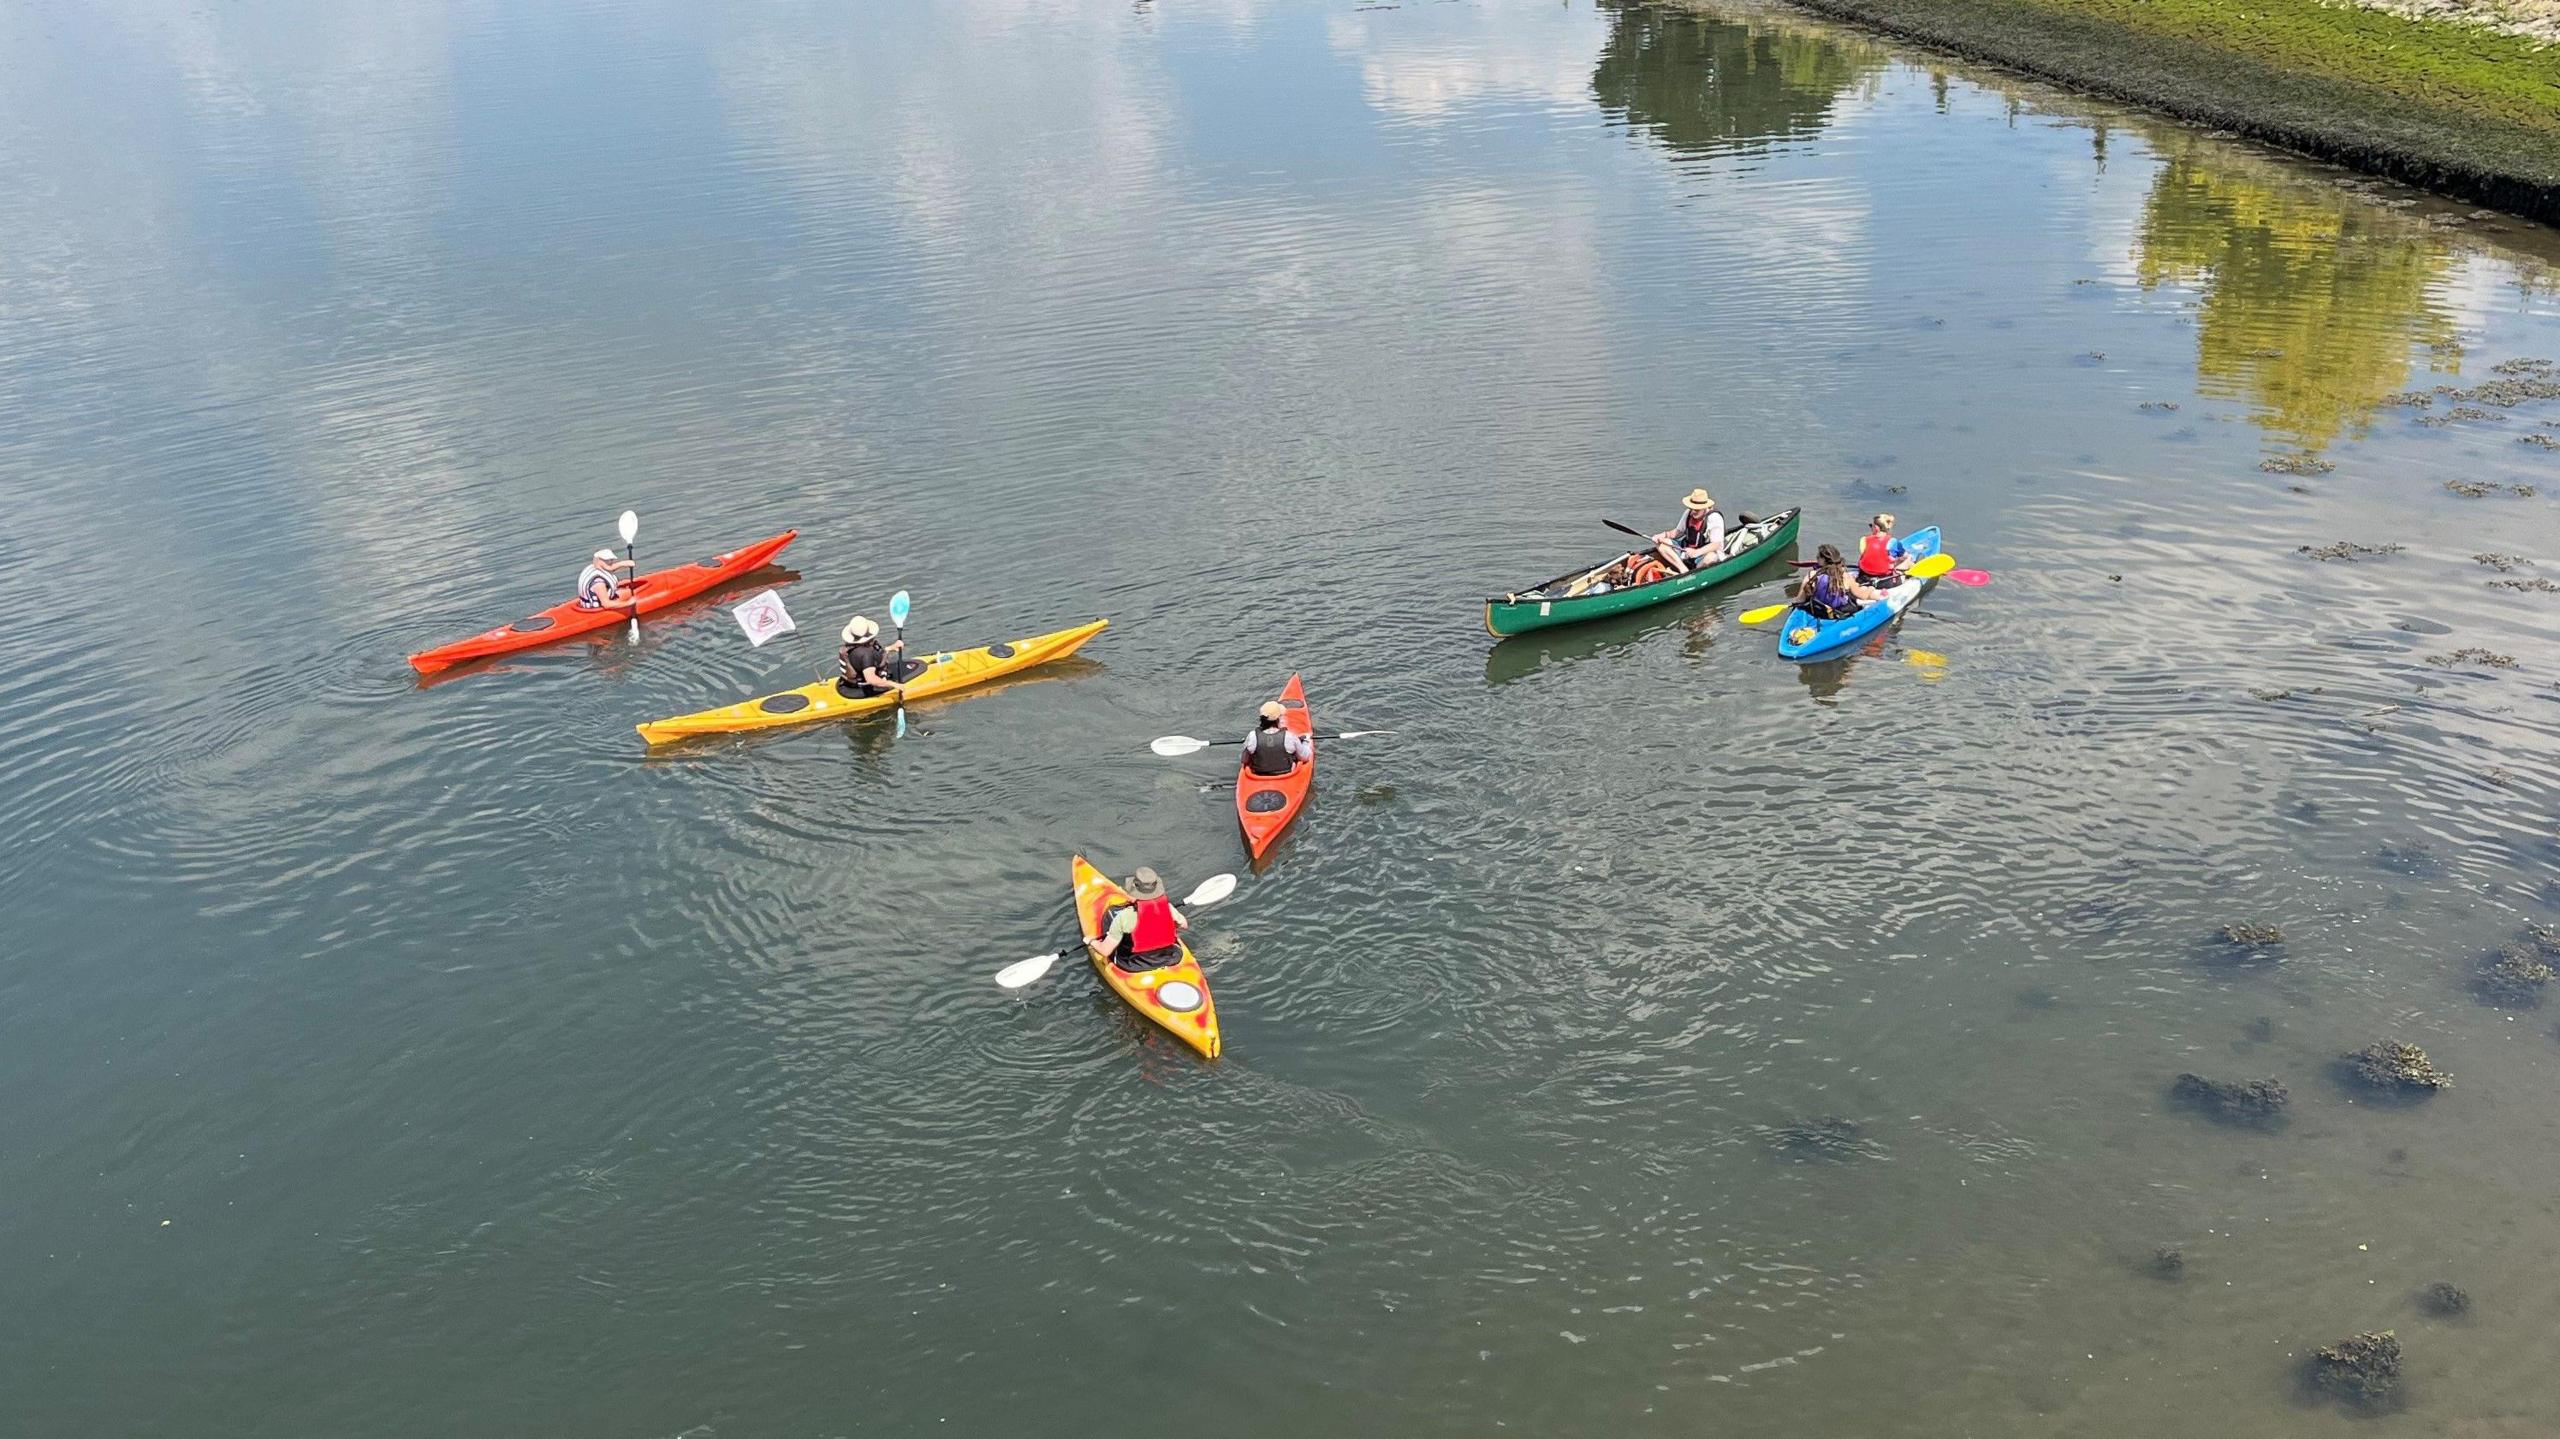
836,615,910,697
1652,488,1726,575
1094,867,1190,969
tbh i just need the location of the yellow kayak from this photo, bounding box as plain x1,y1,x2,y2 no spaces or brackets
636,618,1108,745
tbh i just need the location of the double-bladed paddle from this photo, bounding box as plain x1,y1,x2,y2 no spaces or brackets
887,589,912,738
1149,730,1393,757
617,510,640,639
994,872,1239,989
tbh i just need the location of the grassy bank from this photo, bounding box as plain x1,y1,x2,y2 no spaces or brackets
1771,0,2560,223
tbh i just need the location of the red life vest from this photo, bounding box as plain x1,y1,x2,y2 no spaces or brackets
1129,895,1178,953
1859,533,1895,577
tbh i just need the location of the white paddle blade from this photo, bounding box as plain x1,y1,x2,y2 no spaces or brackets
1333,730,1394,740
1149,735,1210,757
995,950,1069,989
617,510,639,544
1183,872,1238,907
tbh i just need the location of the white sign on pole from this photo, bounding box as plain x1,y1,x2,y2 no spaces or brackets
731,589,797,648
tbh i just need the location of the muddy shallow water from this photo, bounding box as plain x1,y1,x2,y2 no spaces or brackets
1,1,2557,1433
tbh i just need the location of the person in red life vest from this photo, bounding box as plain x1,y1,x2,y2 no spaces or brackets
1096,867,1189,970
1857,512,1905,586
1651,488,1726,575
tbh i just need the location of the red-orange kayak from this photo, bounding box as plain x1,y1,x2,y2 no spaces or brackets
1236,673,1313,860
407,529,797,674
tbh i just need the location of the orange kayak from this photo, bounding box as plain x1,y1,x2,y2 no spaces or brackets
1236,673,1313,861
1074,855,1220,1059
407,528,797,674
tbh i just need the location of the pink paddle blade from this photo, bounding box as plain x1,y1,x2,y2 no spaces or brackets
1947,568,1990,586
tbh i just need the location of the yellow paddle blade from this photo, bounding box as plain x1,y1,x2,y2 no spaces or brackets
1739,602,1792,625
1907,553,1955,580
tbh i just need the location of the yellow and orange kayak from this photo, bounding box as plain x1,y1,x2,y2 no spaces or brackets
1074,855,1220,1059
636,618,1106,745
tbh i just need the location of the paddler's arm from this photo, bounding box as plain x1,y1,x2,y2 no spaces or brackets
1167,904,1189,930
1097,906,1135,949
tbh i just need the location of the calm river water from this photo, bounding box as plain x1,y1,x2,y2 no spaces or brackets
4,0,2559,1433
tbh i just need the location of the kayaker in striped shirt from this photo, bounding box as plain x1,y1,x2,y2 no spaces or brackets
1651,488,1726,575
574,548,634,609
1096,868,1189,969
1242,701,1310,777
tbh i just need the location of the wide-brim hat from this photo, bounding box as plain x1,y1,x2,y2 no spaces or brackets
1128,867,1166,898
1684,488,1714,509
1259,700,1286,722
842,616,879,643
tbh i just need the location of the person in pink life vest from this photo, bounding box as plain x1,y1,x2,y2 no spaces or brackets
1095,867,1190,970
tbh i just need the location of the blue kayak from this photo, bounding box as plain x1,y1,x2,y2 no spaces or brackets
1775,525,1943,660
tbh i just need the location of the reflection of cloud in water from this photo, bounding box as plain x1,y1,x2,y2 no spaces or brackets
1325,5,1599,124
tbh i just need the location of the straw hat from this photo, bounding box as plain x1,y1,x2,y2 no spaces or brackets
842,615,879,643
1128,867,1166,899
1259,701,1286,722
1684,488,1714,509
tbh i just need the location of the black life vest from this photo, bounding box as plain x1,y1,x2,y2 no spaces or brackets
1247,722,1296,777
839,638,888,692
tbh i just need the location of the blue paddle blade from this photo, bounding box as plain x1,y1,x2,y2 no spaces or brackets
888,590,911,627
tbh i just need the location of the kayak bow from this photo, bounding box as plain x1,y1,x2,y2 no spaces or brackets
635,618,1107,745
408,529,798,674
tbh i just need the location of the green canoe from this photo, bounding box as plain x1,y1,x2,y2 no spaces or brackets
1483,508,1802,638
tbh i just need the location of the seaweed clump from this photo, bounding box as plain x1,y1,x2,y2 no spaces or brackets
2147,1245,2185,1280
2298,540,2403,561
2472,552,2531,571
2309,1330,2402,1409
2342,1042,2451,1094
2444,478,2538,498
2425,647,2519,669
2418,1281,2470,1317
2262,453,2333,475
2475,941,2554,1007
2170,1073,2289,1125
2489,577,2560,593
1762,1116,1872,1163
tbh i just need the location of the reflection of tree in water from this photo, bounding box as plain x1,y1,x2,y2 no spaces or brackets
1592,3,1881,161
2134,140,2461,454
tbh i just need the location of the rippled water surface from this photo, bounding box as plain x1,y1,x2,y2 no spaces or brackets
5,0,2560,1433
